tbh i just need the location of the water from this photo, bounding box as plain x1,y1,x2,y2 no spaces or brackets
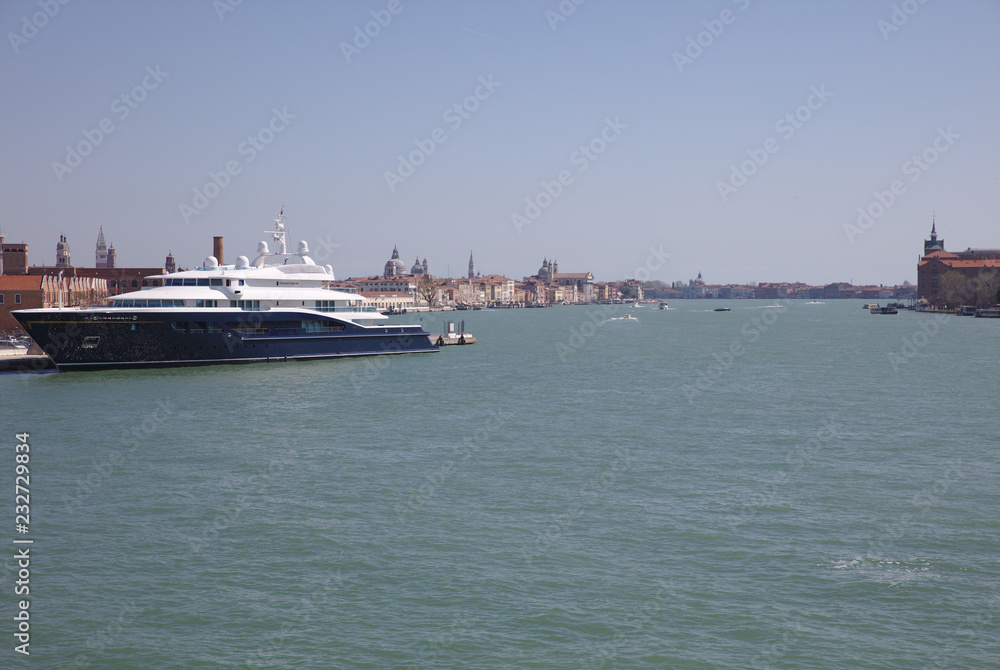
2,300,998,669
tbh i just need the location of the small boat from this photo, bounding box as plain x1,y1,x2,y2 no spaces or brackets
806,300,823,304
975,308,1000,318
870,306,898,315
659,302,668,310
714,307,731,312
864,303,879,309
623,313,636,320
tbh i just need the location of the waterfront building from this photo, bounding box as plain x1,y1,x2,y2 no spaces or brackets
683,273,707,298
477,274,515,305
917,221,1000,305
350,275,418,295
26,266,165,296
531,258,594,302
359,291,417,313
0,272,109,331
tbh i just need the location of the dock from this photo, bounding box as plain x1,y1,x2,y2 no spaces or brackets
432,320,476,346
0,350,56,372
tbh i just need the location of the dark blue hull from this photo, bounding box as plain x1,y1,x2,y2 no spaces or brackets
13,309,438,371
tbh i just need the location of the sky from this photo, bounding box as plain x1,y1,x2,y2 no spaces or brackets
1,0,998,286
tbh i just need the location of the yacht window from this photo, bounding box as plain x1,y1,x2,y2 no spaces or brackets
81,336,100,349
197,279,209,286
225,279,231,287
207,323,223,333
210,279,223,287
183,278,196,286
171,322,187,332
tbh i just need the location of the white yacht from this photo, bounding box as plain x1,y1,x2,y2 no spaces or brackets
14,211,438,370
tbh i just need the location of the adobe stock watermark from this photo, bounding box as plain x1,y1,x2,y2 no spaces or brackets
545,0,586,31
887,312,949,371
383,74,501,192
728,417,840,529
393,409,512,520
682,300,790,403
511,116,627,233
552,243,668,362
309,234,340,264
843,126,958,244
520,445,635,564
340,0,410,63
865,459,965,559
582,578,677,670
7,0,71,54
716,84,833,202
51,65,169,182
877,0,931,41
555,303,617,363
213,0,242,21
179,106,296,224
672,0,751,73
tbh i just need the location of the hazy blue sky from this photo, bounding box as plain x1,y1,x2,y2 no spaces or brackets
2,0,998,285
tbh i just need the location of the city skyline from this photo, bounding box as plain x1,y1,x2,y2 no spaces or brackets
2,1,998,285
4,221,927,289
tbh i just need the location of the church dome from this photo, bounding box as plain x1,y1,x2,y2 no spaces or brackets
411,257,425,275
384,246,407,276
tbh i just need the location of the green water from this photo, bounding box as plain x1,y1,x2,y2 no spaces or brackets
2,300,998,668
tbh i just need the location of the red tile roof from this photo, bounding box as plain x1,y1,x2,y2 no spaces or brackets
0,276,43,290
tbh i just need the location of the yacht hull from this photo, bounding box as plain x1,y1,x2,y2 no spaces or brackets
13,309,438,371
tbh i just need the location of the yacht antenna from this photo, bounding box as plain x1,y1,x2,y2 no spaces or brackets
263,208,288,255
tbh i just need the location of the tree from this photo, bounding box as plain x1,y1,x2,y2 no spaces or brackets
416,275,437,306
938,270,969,308
972,270,1000,307
619,284,637,300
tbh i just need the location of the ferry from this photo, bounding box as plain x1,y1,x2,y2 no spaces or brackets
13,211,438,371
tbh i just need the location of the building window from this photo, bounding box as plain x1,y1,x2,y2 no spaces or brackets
131,280,138,288
14,294,21,304
0,294,4,304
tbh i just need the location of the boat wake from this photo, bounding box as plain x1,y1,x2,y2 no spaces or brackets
829,555,934,585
